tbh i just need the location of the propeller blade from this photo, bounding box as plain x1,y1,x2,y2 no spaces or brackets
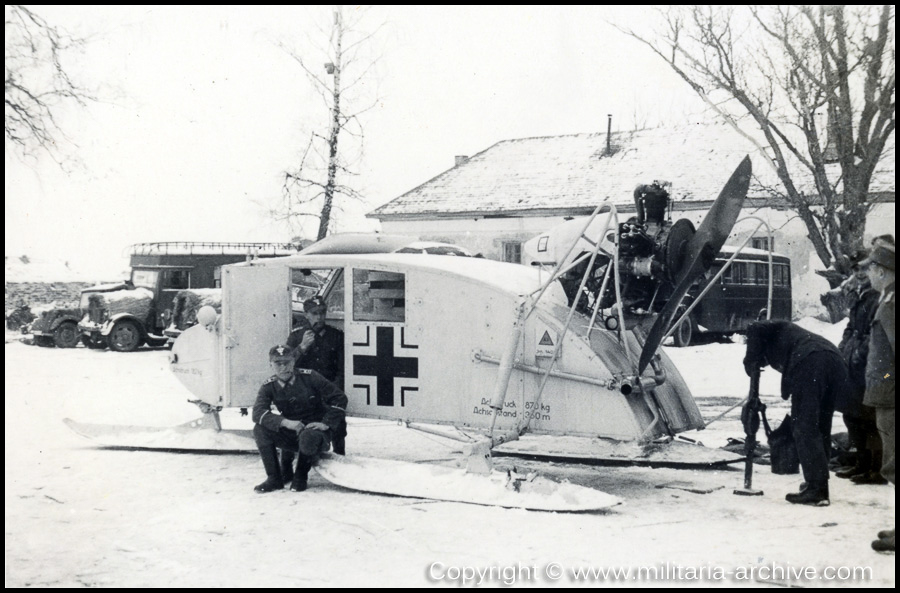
677,155,752,283
638,156,752,374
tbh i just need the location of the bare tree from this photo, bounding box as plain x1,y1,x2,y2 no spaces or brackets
275,6,384,241
618,6,895,284
5,5,94,161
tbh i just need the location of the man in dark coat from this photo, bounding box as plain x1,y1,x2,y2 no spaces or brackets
283,295,347,486
860,236,895,552
836,259,884,484
251,344,347,493
744,320,849,506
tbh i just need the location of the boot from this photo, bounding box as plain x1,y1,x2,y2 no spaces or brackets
839,449,871,479
877,529,894,540
290,457,311,492
280,451,295,484
333,436,346,456
851,471,888,485
785,481,829,506
872,534,895,552
254,477,284,493
254,444,284,493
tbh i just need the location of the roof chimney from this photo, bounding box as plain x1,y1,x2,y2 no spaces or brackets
455,155,469,167
606,114,612,155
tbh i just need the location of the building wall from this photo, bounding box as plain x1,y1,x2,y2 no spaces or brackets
380,202,895,319
382,216,576,261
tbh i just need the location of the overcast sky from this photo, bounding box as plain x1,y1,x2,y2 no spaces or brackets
6,6,710,278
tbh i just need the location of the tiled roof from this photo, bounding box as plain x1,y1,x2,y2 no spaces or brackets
370,122,894,219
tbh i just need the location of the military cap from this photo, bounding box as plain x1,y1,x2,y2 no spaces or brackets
304,296,327,313
860,237,895,271
269,344,294,362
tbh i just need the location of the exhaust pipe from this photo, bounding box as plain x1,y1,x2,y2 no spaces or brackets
618,357,667,395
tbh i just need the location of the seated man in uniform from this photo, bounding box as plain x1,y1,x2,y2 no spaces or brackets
287,296,347,453
251,344,347,493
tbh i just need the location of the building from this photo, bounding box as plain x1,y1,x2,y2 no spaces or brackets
368,121,894,315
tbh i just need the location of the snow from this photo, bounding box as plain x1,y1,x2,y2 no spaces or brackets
4,321,894,587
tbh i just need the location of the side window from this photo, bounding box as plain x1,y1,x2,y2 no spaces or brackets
163,269,190,290
132,269,159,290
774,263,791,287
291,268,342,315
353,269,405,323
753,263,768,286
721,263,734,285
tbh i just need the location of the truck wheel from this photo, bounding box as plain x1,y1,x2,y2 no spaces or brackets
81,335,108,349
672,315,694,348
108,320,144,352
53,322,80,348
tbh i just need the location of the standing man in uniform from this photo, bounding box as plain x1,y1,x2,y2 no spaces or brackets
252,345,347,493
860,236,895,552
743,320,849,506
836,253,884,484
286,296,347,464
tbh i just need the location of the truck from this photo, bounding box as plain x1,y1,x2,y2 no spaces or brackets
78,242,297,351
30,283,131,348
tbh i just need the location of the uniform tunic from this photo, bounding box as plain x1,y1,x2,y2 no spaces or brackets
864,286,895,485
287,325,345,389
252,369,347,434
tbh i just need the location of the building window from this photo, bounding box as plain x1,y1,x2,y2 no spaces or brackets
502,242,522,264
750,236,774,251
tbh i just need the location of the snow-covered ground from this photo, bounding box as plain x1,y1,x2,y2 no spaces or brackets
4,323,894,587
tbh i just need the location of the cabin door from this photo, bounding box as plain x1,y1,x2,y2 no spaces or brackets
221,264,292,408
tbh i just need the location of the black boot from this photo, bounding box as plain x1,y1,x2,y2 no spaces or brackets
851,471,888,485
254,444,284,493
786,481,829,506
872,534,895,552
280,451,295,484
333,419,347,455
291,457,311,492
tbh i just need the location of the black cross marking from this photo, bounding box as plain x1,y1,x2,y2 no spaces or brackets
353,326,418,406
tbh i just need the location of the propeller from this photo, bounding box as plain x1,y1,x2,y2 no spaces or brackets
637,155,752,374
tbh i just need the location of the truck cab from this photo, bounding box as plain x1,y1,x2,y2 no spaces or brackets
79,242,297,351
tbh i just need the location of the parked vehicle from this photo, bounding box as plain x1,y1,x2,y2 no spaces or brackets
5,303,36,333
29,283,130,348
163,288,223,345
79,242,297,351
671,246,792,347
392,241,473,256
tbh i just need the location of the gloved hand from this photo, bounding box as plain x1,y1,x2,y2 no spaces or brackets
305,422,329,431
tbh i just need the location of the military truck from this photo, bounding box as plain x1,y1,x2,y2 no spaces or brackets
30,283,130,348
162,288,223,345
78,242,297,352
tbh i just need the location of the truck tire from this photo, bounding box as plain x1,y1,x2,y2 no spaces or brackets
108,320,144,352
672,314,695,348
53,322,80,348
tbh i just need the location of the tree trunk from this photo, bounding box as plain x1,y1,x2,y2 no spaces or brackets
317,8,343,241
